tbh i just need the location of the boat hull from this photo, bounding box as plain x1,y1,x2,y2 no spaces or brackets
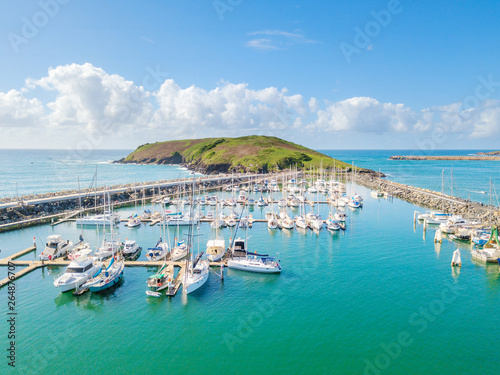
227,260,281,273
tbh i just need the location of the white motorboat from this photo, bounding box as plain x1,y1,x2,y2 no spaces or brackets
471,246,500,263
206,237,226,262
122,239,142,259
268,217,278,229
310,217,324,231
127,217,141,228
54,255,100,292
40,235,73,261
326,218,341,231
225,217,237,227
333,212,347,221
169,212,199,226
67,244,93,260
239,217,249,228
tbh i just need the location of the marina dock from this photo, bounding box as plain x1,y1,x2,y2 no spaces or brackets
0,245,226,290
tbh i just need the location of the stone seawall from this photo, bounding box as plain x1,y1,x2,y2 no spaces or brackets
389,155,500,161
355,174,500,225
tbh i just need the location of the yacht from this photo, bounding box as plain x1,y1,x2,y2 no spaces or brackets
228,253,281,274
127,216,141,228
183,255,210,294
122,239,142,259
206,237,226,262
40,235,73,261
146,238,169,261
171,240,188,261
75,211,120,226
94,237,123,259
84,256,125,292
53,255,100,292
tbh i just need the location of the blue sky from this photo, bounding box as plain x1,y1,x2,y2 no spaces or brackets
1,0,500,150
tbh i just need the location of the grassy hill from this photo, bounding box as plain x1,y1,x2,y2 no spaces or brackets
117,136,363,174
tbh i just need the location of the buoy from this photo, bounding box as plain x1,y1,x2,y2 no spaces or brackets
451,249,462,267
423,219,427,231
434,229,442,243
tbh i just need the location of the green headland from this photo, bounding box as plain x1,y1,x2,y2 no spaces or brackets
117,135,366,174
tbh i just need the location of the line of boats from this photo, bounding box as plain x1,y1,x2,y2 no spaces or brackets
415,210,500,265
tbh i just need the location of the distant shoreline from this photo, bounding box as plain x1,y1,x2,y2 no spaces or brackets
389,155,500,161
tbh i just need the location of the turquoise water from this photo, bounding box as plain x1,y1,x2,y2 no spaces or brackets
0,149,194,198
1,150,499,374
1,185,499,374
321,150,500,205
1,149,499,205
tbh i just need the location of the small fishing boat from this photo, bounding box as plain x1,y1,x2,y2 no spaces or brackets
146,263,174,292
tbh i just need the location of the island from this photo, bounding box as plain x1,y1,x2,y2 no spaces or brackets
116,135,371,174
477,151,500,156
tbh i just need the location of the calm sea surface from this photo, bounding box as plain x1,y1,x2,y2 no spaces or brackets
0,149,499,375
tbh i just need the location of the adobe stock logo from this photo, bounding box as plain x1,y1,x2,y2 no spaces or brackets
8,0,71,53
340,0,403,63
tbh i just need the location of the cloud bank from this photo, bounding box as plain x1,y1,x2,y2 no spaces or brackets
0,63,499,149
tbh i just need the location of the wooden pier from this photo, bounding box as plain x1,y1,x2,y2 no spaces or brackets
0,244,225,293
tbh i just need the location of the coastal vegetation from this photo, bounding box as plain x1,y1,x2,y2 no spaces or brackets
117,136,357,174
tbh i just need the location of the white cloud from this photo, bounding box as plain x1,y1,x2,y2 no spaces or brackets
310,97,414,133
150,80,305,138
25,63,153,134
1,62,500,149
0,90,44,127
246,29,319,50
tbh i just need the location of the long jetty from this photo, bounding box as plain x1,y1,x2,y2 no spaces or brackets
356,174,500,224
0,172,290,233
389,155,500,161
